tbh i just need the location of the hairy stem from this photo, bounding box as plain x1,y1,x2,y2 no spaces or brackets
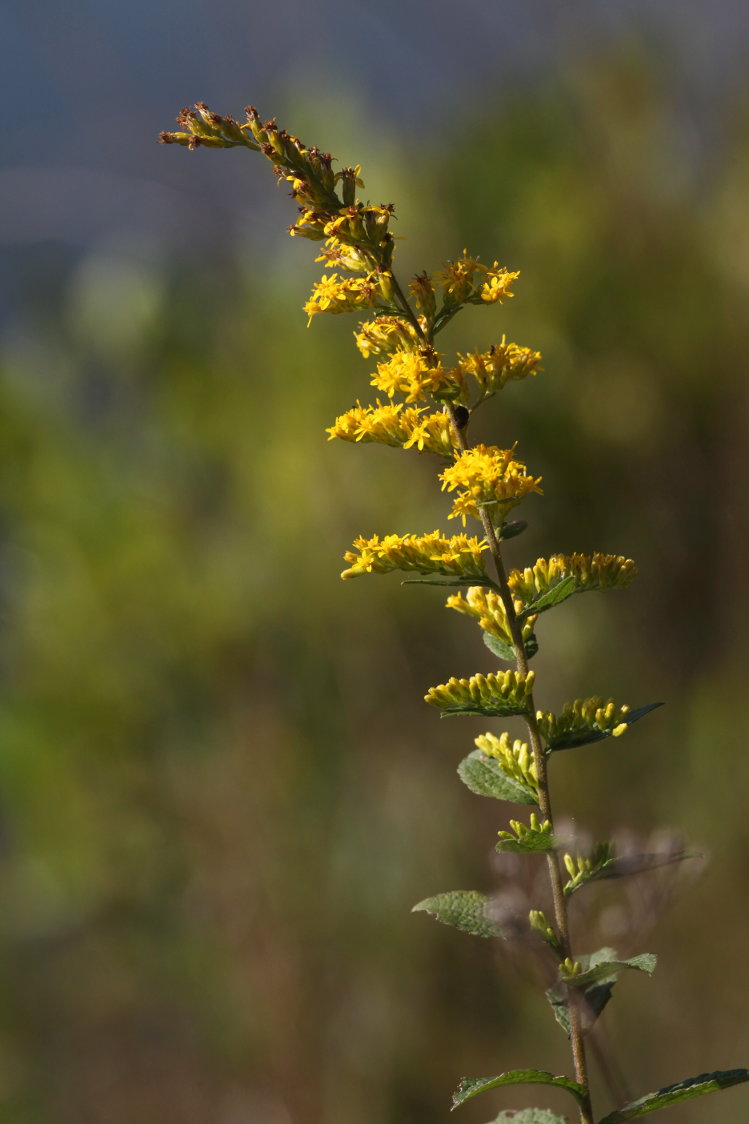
446,404,594,1124
390,273,593,1124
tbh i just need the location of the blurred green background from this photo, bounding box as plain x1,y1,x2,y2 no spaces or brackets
2,6,749,1123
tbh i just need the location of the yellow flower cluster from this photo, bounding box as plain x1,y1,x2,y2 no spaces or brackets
424,668,535,715
458,338,542,398
440,444,543,525
354,315,422,358
436,251,519,307
341,531,488,581
474,731,538,799
161,106,541,446
508,553,637,605
446,586,537,648
536,697,631,747
369,349,461,403
303,273,381,323
326,401,457,457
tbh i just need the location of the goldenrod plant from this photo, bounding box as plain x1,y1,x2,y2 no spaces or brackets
160,104,749,1124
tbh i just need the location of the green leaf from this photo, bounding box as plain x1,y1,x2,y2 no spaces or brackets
490,1111,567,1124
547,983,614,1036
596,1068,749,1123
440,701,531,718
402,574,498,590
412,890,505,939
458,750,537,805
563,951,656,989
453,1070,586,1110
547,702,663,751
483,631,538,663
518,575,577,619
546,950,656,1035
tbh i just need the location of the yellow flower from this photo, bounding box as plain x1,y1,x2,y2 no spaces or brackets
303,272,380,323
475,730,538,797
402,410,457,456
341,531,488,580
370,349,461,403
446,586,537,648
316,237,373,273
440,444,542,525
536,697,633,747
480,264,519,303
508,553,637,607
354,315,421,358
424,668,535,716
326,400,455,456
459,338,542,397
436,249,484,304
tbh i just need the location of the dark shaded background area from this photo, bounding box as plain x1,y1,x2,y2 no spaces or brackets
2,3,749,1122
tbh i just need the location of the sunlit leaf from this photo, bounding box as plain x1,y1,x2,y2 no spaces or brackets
596,1068,749,1123
452,1070,586,1109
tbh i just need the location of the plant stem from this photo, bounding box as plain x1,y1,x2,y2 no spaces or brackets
446,404,594,1124
389,273,594,1124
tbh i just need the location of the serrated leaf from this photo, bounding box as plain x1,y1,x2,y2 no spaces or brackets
490,1110,567,1124
458,750,538,805
518,575,578,619
596,1068,749,1123
483,631,539,663
547,950,655,1035
402,575,498,589
548,702,663,751
452,1070,586,1110
412,890,505,938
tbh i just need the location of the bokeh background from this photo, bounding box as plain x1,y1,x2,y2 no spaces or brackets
2,2,749,1122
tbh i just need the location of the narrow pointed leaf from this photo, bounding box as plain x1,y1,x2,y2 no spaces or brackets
547,702,663,751
596,1068,749,1123
565,849,696,896
490,1110,567,1124
412,890,505,939
518,575,577,619
402,575,498,590
452,1070,586,1110
440,701,531,718
458,750,538,805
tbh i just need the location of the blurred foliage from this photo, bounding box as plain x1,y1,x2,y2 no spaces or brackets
1,47,749,1124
